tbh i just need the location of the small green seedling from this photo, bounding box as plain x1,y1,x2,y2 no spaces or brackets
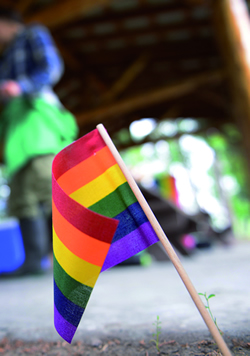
199,292,223,335
150,315,162,353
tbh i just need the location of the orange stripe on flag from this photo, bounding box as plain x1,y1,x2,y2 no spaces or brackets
57,146,116,195
52,200,110,267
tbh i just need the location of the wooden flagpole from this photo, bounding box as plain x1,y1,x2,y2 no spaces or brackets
97,123,232,356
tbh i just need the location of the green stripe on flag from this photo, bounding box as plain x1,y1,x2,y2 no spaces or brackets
88,182,136,217
54,255,93,308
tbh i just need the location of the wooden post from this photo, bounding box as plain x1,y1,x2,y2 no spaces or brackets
97,123,232,356
212,0,250,192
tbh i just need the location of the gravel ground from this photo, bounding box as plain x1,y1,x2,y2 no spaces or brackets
0,335,250,355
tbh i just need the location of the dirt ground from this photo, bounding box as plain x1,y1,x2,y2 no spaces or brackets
0,336,250,355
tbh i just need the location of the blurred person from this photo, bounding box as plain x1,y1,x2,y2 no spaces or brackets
0,7,78,276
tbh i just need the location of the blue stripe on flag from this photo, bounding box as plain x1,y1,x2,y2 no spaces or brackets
112,202,149,243
54,280,85,327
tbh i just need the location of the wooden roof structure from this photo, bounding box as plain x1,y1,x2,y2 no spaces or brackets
2,0,250,168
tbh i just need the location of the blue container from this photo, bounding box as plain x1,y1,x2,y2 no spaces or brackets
0,219,25,273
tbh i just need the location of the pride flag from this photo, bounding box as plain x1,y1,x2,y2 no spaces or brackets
52,128,159,343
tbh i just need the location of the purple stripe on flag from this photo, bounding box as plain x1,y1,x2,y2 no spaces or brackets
54,304,77,344
101,221,159,272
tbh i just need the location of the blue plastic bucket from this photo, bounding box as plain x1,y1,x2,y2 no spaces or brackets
0,219,25,273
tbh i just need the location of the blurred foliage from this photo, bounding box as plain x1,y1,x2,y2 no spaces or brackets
206,126,250,238
120,119,250,239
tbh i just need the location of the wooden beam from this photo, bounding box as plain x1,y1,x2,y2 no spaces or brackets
55,39,83,71
212,0,250,189
76,69,225,126
72,22,211,52
54,38,108,96
62,16,210,42
194,89,229,114
77,38,218,65
60,2,193,30
183,0,208,5
25,0,113,29
101,54,149,104
16,0,34,14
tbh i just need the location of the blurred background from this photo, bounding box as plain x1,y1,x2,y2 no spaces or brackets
1,0,250,268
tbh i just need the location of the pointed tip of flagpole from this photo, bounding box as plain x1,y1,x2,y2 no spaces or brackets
96,124,107,138
96,123,104,130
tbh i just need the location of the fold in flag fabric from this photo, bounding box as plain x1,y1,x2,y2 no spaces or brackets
52,128,159,343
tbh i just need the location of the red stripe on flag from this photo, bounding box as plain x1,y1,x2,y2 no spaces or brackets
53,129,106,180
52,200,111,266
57,146,116,195
52,174,118,244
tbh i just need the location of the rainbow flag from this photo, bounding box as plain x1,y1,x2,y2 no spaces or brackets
52,128,159,343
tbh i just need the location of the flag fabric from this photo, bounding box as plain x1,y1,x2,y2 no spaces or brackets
52,128,159,343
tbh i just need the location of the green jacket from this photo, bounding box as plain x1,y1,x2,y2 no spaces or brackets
0,97,79,178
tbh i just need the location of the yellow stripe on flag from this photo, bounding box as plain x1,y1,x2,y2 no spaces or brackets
53,228,101,288
57,146,116,195
70,163,126,207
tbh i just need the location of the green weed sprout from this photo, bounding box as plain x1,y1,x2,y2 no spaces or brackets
199,292,223,335
150,315,162,353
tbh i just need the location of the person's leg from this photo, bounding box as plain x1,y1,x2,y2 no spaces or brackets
18,216,49,272
32,154,54,254
8,159,51,275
